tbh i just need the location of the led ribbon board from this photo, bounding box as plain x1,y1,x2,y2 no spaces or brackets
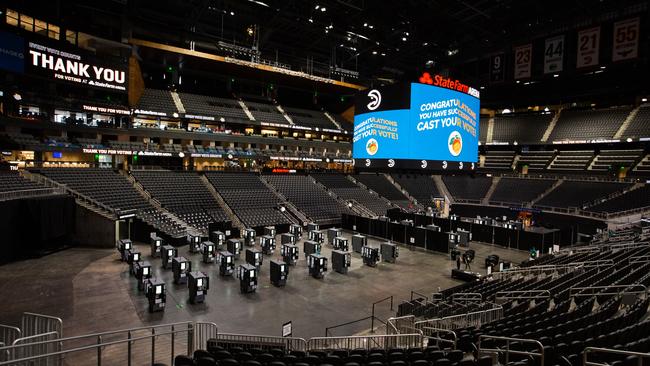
353,78,479,171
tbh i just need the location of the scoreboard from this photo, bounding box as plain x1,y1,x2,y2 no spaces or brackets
353,76,480,171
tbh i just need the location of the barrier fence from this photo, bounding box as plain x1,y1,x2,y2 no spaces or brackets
569,284,648,298
308,334,424,351
212,333,308,352
478,335,544,366
420,327,457,349
414,305,503,331
583,347,650,366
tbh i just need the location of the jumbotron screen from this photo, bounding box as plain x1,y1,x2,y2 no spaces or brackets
353,77,480,170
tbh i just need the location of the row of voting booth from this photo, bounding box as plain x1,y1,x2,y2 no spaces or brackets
118,221,409,313
342,211,560,253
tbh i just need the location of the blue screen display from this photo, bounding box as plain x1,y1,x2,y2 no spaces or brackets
353,83,479,163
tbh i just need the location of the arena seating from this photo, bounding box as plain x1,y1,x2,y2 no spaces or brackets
312,173,391,216
6,132,41,149
491,113,553,143
136,89,179,116
548,150,595,171
178,92,249,122
284,107,339,129
264,174,349,224
245,101,290,125
590,149,644,172
586,184,650,213
131,170,228,233
624,105,650,138
518,151,555,171
548,107,631,141
0,171,45,193
482,151,515,170
354,173,412,209
205,172,293,228
38,168,187,236
391,174,441,206
478,117,488,143
634,154,650,174
39,168,151,211
441,175,493,201
535,179,631,208
489,178,555,205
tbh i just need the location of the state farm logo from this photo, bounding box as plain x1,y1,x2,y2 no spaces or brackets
367,89,381,110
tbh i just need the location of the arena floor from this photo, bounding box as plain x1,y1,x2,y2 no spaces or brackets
0,231,529,339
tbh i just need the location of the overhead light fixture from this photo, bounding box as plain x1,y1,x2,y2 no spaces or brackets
600,66,606,69
321,7,326,11
480,86,485,90
12,93,21,101
369,25,374,29
315,5,320,9
372,51,377,55
230,11,235,15
422,42,428,46
247,0,270,7
553,74,559,78
642,98,648,102
380,52,386,56
363,23,368,27
401,37,407,41
308,18,313,23
626,137,633,142
220,117,226,122
516,80,520,84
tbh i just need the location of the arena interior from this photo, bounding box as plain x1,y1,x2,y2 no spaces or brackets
1,1,650,365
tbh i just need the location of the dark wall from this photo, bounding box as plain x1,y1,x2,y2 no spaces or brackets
450,204,607,245
0,194,76,263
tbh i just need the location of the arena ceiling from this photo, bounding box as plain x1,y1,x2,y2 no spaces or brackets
19,0,647,86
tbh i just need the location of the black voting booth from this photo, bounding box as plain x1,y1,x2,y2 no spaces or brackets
259,235,276,255
281,244,299,265
246,248,263,268
150,235,163,258
218,251,235,276
188,271,209,304
238,263,258,293
227,239,242,259
270,260,289,287
145,278,166,312
243,228,256,247
307,254,328,279
303,240,321,258
331,250,351,274
161,245,177,269
172,257,191,284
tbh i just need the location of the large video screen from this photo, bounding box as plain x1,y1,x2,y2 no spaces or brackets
353,80,479,171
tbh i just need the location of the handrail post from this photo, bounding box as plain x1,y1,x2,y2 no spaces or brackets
97,336,102,366
127,331,132,366
171,325,175,366
390,296,393,310
150,328,156,365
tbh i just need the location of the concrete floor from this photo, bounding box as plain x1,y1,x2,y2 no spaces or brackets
0,232,528,340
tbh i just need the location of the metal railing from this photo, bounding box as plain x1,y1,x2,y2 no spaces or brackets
0,187,66,202
583,347,650,366
629,255,650,264
414,305,503,331
478,335,544,366
0,325,21,349
213,333,307,352
386,315,416,335
0,321,198,366
410,291,429,302
308,334,424,351
9,331,60,366
325,316,386,337
570,284,648,298
450,293,482,302
21,313,63,340
421,327,457,349
495,290,551,302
